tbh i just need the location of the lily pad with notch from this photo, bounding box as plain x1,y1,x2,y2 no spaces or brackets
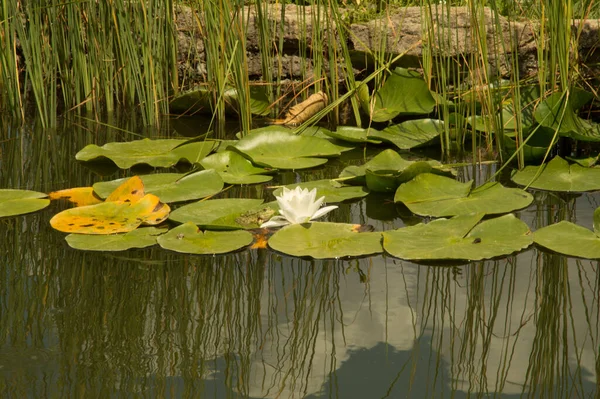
394,173,533,217
0,189,50,218
93,170,224,203
533,207,600,259
267,222,383,259
200,151,274,184
76,139,217,168
368,119,443,150
383,213,533,261
65,227,167,251
158,222,253,254
229,127,346,169
511,156,600,192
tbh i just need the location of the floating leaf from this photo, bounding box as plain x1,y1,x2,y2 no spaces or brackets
368,119,442,149
325,126,382,144
230,127,344,169
0,189,50,217
157,222,253,254
362,67,436,122
49,187,103,206
394,174,533,217
76,139,217,168
339,149,454,191
65,227,167,251
50,194,170,234
105,176,145,203
94,170,224,203
383,213,532,261
200,151,274,184
267,222,383,259
273,179,369,203
533,221,600,259
169,198,269,230
534,92,600,142
503,126,556,163
511,156,600,192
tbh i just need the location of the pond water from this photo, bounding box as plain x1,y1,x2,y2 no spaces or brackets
1,115,598,398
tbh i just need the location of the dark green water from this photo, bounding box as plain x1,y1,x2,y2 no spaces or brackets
1,115,598,398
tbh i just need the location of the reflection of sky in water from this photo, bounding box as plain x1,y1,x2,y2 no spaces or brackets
1,119,598,398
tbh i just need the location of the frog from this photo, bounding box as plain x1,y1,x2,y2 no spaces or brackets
235,207,277,228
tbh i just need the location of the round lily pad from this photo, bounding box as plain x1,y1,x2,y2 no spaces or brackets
157,222,253,254
76,139,217,168
229,127,344,169
325,126,382,144
268,222,383,259
65,227,166,251
368,119,443,149
394,174,533,217
273,180,369,203
533,221,600,259
93,170,224,203
168,198,269,230
200,151,273,184
511,156,600,192
383,213,533,261
0,189,50,217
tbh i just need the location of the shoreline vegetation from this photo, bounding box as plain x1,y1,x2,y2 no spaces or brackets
1,1,600,158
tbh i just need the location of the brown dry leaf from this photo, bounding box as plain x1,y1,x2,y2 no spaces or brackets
105,176,145,203
276,91,328,126
49,187,103,207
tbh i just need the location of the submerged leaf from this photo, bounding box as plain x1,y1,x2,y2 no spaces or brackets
0,189,50,217
267,222,383,259
66,227,167,251
158,222,253,254
383,213,532,261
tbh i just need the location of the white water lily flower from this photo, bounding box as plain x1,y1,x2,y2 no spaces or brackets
260,186,338,228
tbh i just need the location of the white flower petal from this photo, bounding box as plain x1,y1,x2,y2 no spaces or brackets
260,216,291,228
310,205,338,221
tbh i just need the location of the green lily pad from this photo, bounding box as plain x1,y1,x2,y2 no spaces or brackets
76,139,217,168
65,227,166,251
383,213,533,261
503,126,557,163
362,67,436,122
325,126,382,144
339,149,455,191
533,221,600,259
200,151,273,184
158,222,253,254
394,174,533,217
511,156,600,192
268,222,383,259
368,119,443,149
93,170,224,203
230,127,344,169
168,198,269,229
0,189,50,217
273,180,369,203
534,92,600,142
